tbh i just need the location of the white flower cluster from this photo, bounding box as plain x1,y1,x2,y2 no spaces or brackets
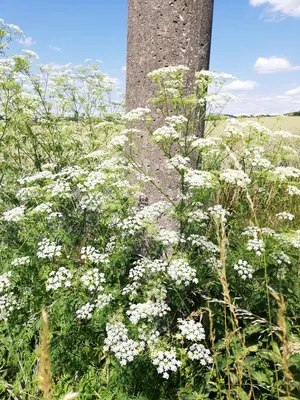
247,238,265,256
208,205,230,224
95,293,114,310
37,238,62,259
276,212,294,221
271,251,291,265
147,65,189,79
273,167,300,181
167,259,198,286
1,206,25,222
187,343,213,365
76,303,95,320
127,300,170,324
105,236,116,253
156,228,180,246
187,209,209,224
185,170,214,189
186,235,219,253
107,135,128,149
120,202,171,234
288,185,300,196
0,272,12,293
165,115,188,126
138,327,160,349
76,293,113,320
220,169,251,188
166,155,190,172
191,137,220,150
233,260,253,280
46,180,71,199
123,107,151,121
152,350,181,379
152,126,178,143
195,70,235,84
79,192,103,211
19,170,53,184
0,292,17,322
0,272,17,322
11,256,30,266
122,258,168,297
46,267,73,291
80,246,109,264
31,202,53,215
80,268,106,291
178,319,205,342
104,322,140,365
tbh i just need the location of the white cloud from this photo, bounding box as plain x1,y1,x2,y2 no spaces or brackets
17,36,36,47
49,45,61,52
249,0,300,18
225,80,259,91
286,86,300,95
121,65,127,71
254,56,300,73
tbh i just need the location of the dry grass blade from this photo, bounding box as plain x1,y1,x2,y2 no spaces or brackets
37,310,52,400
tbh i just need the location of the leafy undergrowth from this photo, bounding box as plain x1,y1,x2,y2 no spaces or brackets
1,19,300,400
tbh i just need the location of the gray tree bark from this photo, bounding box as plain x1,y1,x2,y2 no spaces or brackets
126,0,214,204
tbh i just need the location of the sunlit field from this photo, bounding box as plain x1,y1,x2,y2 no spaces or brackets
210,116,300,136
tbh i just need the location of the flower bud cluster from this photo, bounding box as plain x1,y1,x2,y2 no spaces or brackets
104,322,140,365
152,350,181,379
37,238,62,259
233,260,253,280
46,267,73,291
80,268,106,291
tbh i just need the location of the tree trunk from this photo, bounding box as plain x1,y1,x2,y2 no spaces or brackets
126,0,214,204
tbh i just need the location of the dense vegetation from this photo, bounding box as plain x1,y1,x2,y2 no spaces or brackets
1,20,300,399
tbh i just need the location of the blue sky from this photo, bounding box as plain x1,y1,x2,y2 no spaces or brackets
1,0,300,114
